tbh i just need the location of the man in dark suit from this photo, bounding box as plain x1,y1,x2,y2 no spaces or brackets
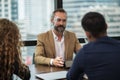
67,12,120,80
35,8,81,67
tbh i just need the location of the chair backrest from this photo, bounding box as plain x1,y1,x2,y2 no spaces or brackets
32,53,35,64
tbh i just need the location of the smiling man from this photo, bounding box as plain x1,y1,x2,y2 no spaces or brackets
34,8,81,67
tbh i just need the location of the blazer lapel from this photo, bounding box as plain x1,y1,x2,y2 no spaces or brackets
64,31,69,60
48,30,56,57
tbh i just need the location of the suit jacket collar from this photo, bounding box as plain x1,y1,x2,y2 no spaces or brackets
64,31,69,60
48,30,56,57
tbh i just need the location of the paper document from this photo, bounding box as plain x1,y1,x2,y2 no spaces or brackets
35,71,67,80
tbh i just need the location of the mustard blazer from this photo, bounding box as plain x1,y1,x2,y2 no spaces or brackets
35,30,81,65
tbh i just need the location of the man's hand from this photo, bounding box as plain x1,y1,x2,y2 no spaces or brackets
53,57,64,67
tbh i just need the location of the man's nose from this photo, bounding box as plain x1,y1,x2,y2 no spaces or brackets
59,20,64,25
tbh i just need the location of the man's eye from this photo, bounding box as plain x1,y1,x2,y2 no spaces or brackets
57,19,66,22
63,19,66,22
57,19,61,22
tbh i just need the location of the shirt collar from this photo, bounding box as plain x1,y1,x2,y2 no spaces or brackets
52,29,64,40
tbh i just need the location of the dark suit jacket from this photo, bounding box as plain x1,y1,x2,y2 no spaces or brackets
35,30,81,65
67,36,120,80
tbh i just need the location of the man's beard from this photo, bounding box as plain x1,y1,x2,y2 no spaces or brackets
54,25,65,33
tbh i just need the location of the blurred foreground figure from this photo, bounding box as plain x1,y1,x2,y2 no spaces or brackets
67,12,120,80
0,19,30,80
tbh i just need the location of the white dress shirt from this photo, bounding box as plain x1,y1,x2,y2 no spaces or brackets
50,30,65,65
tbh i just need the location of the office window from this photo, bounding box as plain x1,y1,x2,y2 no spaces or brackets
5,13,8,17
5,0,8,2
22,0,54,40
63,0,120,38
21,0,54,64
0,0,54,64
4,9,8,12
4,4,8,7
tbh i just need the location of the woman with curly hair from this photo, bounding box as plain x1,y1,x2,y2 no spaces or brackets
0,19,30,80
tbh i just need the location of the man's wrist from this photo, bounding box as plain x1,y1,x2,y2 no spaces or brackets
50,59,54,65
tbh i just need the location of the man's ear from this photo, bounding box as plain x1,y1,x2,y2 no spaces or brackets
51,18,53,23
105,23,108,30
85,31,91,38
85,31,92,41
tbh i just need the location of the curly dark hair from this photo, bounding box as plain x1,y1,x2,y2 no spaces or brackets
0,18,27,80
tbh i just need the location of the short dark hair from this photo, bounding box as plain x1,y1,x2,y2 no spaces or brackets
81,12,107,38
51,8,67,20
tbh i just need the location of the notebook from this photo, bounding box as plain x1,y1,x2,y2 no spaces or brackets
35,71,67,80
